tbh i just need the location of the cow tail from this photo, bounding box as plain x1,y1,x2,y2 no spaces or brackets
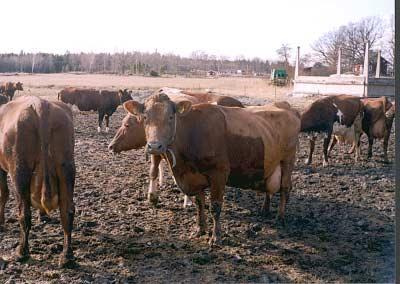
33,100,54,214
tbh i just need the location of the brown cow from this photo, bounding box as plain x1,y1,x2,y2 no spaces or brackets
300,95,364,166
0,82,23,101
0,96,75,267
360,97,394,162
158,87,244,107
109,91,245,207
58,88,132,132
123,93,300,245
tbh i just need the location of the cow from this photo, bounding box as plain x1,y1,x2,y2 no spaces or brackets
0,82,23,101
123,93,300,246
58,88,132,132
327,112,363,161
0,95,8,105
359,96,394,162
0,96,75,268
159,87,244,108
300,95,364,167
109,91,245,207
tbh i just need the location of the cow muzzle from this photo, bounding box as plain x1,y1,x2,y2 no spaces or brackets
146,142,166,155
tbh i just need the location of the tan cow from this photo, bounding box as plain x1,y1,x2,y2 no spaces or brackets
123,93,300,246
109,91,245,207
0,96,75,267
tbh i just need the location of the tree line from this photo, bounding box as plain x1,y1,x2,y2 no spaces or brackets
0,51,276,76
0,16,393,77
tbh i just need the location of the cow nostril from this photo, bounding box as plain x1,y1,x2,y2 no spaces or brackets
157,144,162,149
147,143,152,149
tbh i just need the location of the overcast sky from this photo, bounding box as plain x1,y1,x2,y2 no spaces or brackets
1,0,394,60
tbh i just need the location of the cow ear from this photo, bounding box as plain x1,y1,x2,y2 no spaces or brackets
175,100,192,116
124,100,144,116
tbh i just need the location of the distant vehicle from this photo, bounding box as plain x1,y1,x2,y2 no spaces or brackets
270,69,289,86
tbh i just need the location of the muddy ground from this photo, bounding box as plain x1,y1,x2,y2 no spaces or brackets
0,90,395,283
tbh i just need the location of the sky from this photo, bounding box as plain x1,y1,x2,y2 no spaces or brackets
1,0,394,60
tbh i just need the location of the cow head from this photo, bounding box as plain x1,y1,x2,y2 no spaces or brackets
108,114,146,153
118,89,133,104
15,82,23,91
123,93,192,155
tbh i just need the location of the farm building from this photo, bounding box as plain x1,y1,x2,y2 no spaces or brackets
293,45,395,98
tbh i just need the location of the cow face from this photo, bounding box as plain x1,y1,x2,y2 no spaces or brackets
15,82,23,91
108,114,146,153
123,93,192,155
118,89,132,104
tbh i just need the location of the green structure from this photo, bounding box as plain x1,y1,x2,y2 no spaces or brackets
270,68,289,86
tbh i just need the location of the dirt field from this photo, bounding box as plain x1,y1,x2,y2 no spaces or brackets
0,74,395,283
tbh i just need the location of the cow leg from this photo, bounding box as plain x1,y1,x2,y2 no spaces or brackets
58,162,75,268
328,136,338,157
183,195,193,208
0,169,9,230
367,135,374,159
98,111,105,133
305,136,316,165
209,172,227,246
322,131,332,167
13,167,32,261
261,193,272,217
277,151,296,225
158,161,164,187
353,133,361,162
105,115,110,133
191,191,207,238
383,117,394,163
148,155,161,206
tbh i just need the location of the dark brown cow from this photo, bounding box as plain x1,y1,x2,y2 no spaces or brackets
58,88,132,132
123,93,300,246
0,82,23,101
109,92,245,207
0,95,8,105
0,96,75,267
300,95,364,166
360,97,394,162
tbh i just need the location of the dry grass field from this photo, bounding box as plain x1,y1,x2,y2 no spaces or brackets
0,73,395,283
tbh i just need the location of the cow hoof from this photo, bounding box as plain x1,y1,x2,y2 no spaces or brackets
322,160,328,167
97,127,101,133
147,193,159,206
208,235,222,247
183,195,193,208
105,127,109,133
59,253,75,269
15,247,30,263
190,228,207,239
275,216,286,227
259,209,271,218
305,158,311,165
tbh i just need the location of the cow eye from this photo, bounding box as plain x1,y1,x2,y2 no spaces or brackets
124,124,129,128
169,115,174,120
143,114,148,121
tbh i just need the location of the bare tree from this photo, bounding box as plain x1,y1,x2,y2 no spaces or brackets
312,16,385,72
276,44,292,68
